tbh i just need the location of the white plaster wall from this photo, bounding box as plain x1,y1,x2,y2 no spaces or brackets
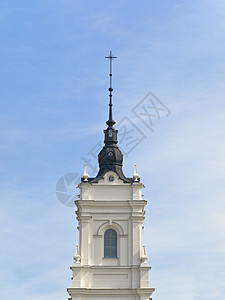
69,171,154,300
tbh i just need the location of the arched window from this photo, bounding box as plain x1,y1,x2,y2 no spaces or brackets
104,229,117,258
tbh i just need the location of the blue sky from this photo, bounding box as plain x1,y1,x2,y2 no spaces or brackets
0,0,225,299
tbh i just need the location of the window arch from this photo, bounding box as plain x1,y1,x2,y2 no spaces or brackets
104,229,117,258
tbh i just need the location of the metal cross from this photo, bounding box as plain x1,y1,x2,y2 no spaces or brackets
105,51,117,124
105,51,117,79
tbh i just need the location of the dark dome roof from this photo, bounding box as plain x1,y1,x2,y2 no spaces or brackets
98,146,123,167
89,125,133,183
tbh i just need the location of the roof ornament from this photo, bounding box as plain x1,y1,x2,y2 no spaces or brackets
140,245,148,264
133,164,140,182
105,51,117,127
73,244,81,264
82,163,89,182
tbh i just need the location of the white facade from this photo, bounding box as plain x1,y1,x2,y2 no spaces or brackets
67,171,155,300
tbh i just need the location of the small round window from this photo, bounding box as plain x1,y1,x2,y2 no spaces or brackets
108,175,114,182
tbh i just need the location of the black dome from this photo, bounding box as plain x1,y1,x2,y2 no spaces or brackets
90,125,133,183
98,146,123,167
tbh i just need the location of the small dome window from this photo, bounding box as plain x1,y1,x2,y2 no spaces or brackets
108,129,113,137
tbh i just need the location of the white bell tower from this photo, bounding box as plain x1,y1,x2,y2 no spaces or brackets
67,52,155,300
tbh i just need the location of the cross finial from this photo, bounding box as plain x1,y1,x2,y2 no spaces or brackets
105,51,117,126
105,50,117,62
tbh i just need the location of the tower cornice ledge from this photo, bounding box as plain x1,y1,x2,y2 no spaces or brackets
67,287,155,295
70,265,152,270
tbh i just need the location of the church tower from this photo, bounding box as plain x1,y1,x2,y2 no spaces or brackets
67,52,155,300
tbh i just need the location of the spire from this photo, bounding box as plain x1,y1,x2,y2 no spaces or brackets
105,51,117,127
89,52,134,184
